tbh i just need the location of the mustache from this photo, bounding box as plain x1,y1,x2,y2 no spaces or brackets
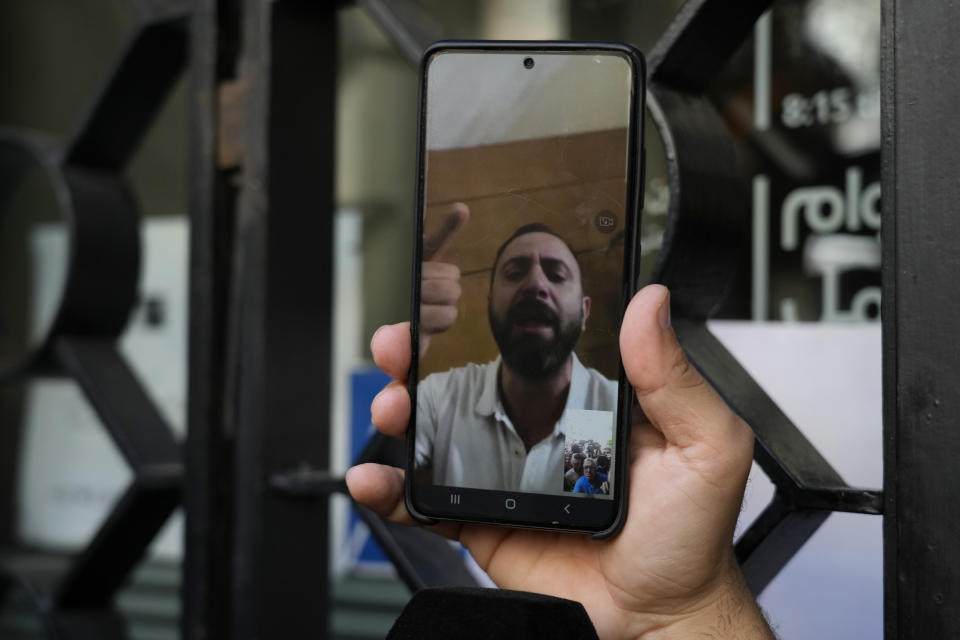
506,298,559,329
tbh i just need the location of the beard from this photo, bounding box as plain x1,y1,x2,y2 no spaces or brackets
489,297,582,380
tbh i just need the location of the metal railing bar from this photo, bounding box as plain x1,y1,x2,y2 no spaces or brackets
358,0,443,67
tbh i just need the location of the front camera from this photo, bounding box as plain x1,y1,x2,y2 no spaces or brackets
523,57,535,69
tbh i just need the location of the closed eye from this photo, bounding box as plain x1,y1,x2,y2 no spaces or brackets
501,257,531,281
542,258,572,283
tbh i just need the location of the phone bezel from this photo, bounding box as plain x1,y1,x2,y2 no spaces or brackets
405,40,646,539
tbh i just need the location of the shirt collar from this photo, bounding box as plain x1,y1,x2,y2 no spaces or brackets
475,357,501,418
475,353,589,437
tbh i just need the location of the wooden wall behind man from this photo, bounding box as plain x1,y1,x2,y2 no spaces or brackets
420,128,629,380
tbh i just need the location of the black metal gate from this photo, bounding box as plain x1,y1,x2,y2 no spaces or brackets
0,1,955,638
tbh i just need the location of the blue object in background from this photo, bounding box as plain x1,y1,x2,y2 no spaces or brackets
345,367,491,583
347,367,393,569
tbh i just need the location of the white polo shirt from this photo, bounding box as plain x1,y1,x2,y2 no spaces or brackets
415,355,618,493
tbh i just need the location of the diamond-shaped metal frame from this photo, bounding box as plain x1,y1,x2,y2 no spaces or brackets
0,2,187,637
7,0,958,638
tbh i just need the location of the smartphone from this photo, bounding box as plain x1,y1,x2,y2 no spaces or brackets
407,41,645,538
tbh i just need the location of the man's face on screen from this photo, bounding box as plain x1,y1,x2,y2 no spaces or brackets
572,454,584,474
583,459,598,481
489,232,589,380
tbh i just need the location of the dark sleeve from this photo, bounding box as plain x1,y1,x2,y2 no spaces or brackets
388,587,599,640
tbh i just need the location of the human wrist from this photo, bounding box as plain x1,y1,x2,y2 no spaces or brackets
636,560,775,640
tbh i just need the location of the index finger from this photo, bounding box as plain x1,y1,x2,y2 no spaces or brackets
423,202,470,261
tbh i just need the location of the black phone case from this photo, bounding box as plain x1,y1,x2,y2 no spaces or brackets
405,40,646,540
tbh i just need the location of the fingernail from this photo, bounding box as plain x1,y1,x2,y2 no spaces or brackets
658,292,671,331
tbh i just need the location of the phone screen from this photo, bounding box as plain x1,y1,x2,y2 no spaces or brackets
409,45,643,534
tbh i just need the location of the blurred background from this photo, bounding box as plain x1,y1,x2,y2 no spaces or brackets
0,1,880,638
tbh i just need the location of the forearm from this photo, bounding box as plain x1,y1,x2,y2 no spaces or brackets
640,559,776,640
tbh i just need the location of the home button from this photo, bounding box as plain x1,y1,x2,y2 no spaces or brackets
504,498,517,510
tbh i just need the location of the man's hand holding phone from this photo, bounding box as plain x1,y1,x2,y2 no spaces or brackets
349,285,775,639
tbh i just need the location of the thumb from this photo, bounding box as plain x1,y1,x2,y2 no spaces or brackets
620,285,751,454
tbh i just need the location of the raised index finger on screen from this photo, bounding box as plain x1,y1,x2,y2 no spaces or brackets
423,202,469,261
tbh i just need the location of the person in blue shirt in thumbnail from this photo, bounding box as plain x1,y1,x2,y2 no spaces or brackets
572,457,608,494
